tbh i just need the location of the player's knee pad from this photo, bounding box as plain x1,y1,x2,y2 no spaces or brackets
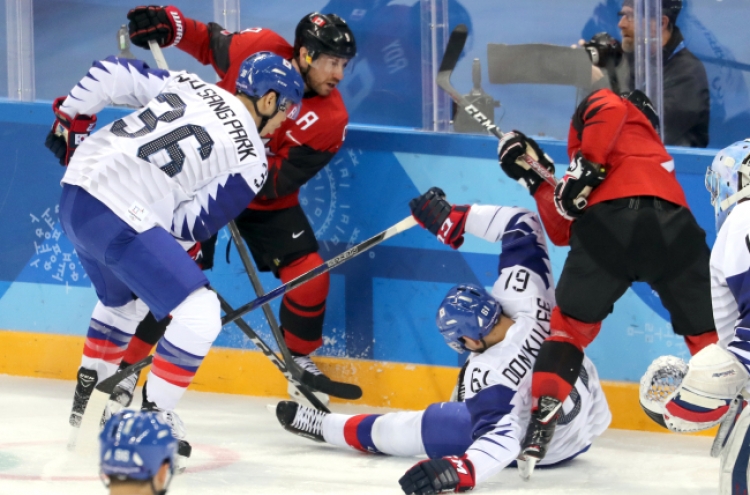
279,253,329,352
641,345,749,432
279,253,330,302
549,308,601,350
164,287,221,356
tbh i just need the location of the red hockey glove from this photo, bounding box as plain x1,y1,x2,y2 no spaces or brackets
553,151,606,220
44,97,97,166
186,242,204,269
127,5,185,49
498,130,555,195
409,187,470,249
399,455,476,494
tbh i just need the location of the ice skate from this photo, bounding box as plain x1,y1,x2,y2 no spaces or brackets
69,367,98,428
276,400,326,442
288,355,330,408
518,396,562,481
142,385,192,473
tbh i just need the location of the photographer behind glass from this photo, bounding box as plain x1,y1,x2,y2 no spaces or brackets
585,0,709,148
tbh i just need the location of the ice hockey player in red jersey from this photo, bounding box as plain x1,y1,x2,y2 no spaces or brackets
116,6,357,406
497,88,718,477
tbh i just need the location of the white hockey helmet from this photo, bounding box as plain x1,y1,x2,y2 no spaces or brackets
705,139,750,231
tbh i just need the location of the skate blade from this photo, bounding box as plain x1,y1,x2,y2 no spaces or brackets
67,425,79,451
517,456,538,481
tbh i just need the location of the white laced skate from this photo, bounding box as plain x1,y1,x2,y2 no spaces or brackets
288,355,330,408
293,355,324,375
276,400,326,442
142,386,191,473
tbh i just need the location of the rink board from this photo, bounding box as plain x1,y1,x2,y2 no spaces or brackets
0,101,718,434
0,330,716,437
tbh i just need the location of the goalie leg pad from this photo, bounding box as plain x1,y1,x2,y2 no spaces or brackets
666,344,749,432
720,403,750,495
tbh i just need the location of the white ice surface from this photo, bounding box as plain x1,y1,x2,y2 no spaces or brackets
0,375,719,495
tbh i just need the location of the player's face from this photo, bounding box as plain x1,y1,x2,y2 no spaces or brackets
306,54,349,96
618,7,635,53
260,109,288,136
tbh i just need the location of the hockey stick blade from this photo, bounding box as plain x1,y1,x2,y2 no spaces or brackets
72,356,153,454
300,369,363,400
438,24,468,75
222,216,418,326
215,292,332,411
436,26,557,188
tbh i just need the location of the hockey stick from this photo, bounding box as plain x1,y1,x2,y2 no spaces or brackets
215,291,331,412
225,221,364,401
148,40,169,70
222,216,418,327
71,357,154,454
437,25,557,188
148,38,349,405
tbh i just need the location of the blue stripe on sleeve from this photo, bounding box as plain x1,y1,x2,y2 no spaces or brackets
465,384,516,438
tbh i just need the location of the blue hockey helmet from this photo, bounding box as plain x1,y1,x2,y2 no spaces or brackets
705,139,750,231
436,284,502,353
99,410,177,482
236,51,304,119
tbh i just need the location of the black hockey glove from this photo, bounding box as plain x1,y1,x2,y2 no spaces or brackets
127,5,185,49
584,32,623,68
553,151,606,220
498,130,555,195
44,97,97,166
409,187,470,249
399,455,476,494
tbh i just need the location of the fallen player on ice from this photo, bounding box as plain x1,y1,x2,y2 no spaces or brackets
274,192,612,494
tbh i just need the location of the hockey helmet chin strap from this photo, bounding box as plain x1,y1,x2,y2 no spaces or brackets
246,92,280,133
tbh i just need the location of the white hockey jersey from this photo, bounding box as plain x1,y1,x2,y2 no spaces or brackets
60,57,268,242
711,201,750,370
460,205,611,484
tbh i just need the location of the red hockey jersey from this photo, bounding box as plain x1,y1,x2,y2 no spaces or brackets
176,19,348,210
535,89,689,246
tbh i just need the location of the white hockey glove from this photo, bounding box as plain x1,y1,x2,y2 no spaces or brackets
640,345,749,433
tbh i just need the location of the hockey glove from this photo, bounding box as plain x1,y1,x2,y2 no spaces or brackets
187,242,205,269
44,97,97,166
553,151,606,220
584,32,623,68
409,187,470,249
127,5,185,49
498,130,555,195
399,455,476,494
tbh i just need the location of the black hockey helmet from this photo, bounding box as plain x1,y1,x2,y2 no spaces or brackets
622,89,660,132
294,13,357,61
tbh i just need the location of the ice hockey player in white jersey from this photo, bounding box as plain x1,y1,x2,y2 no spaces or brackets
44,52,303,461
275,188,611,494
639,140,750,494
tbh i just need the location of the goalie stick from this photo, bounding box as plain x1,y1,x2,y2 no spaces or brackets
226,221,364,401
437,24,557,188
71,357,154,454
215,291,331,412
222,216,418,327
